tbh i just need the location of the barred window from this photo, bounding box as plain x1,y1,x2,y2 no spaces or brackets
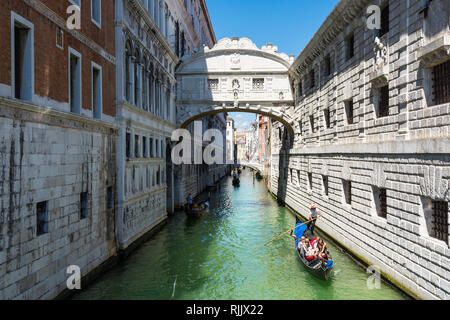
252,78,264,90
308,173,313,191
80,192,88,219
298,80,303,97
378,85,390,118
432,201,448,244
345,100,354,125
324,55,332,76
208,79,219,90
126,132,131,158
433,60,450,105
310,115,315,133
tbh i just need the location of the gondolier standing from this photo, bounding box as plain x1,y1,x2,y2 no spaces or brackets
308,203,321,233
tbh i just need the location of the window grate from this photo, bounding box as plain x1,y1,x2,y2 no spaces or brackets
252,78,264,90
345,100,354,124
432,201,448,244
323,176,329,196
433,60,450,105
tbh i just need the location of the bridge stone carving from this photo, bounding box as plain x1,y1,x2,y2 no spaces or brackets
176,37,296,135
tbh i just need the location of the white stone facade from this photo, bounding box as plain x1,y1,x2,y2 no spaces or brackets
270,0,450,300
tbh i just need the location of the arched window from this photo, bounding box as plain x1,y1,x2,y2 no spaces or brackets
125,41,132,102
134,49,141,107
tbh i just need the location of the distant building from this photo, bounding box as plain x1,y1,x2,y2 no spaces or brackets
226,117,235,164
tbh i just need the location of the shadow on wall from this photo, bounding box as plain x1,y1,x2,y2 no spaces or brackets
276,126,292,205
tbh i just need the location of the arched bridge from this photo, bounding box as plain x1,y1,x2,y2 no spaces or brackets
176,37,296,135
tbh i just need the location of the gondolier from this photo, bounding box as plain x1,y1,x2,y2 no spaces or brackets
308,204,321,233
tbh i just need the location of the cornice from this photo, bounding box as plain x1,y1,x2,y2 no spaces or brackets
290,0,371,76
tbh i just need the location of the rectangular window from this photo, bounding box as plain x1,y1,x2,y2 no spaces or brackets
343,180,352,205
323,176,329,196
373,187,387,218
150,138,154,158
310,115,315,133
324,108,331,129
346,34,355,61
298,120,303,136
297,170,301,186
143,136,147,158
36,201,48,236
107,186,114,210
308,172,313,191
309,70,315,89
252,78,264,90
69,48,82,114
290,169,293,183
92,63,102,119
432,201,448,244
156,139,160,158
324,55,331,77
91,0,101,27
56,26,64,49
345,100,354,125
433,60,450,106
379,5,389,37
80,192,88,219
13,15,34,101
135,134,140,158
378,85,390,118
126,132,131,158
208,79,219,90
298,80,303,97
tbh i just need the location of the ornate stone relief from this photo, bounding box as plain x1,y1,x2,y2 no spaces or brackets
369,37,389,88
419,166,449,201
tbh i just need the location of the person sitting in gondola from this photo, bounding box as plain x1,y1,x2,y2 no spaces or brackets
301,239,316,261
317,238,329,259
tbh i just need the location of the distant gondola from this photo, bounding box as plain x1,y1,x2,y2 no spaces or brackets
255,172,263,180
293,222,334,280
185,201,209,216
232,177,240,187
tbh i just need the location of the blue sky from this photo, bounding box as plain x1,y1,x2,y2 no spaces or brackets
205,0,340,131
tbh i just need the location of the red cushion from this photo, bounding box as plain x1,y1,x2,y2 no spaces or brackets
306,256,314,261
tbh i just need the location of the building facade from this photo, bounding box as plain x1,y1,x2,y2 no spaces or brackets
270,0,450,300
0,0,117,299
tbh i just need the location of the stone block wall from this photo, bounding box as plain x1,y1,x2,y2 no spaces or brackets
0,98,118,300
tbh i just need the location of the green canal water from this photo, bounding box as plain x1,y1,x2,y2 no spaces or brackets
73,170,408,300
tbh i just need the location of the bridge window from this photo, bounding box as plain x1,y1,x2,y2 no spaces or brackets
252,78,264,90
208,79,219,90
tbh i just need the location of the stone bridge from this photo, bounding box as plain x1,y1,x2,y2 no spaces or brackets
175,37,296,135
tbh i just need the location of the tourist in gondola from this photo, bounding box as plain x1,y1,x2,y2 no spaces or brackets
317,238,329,259
308,203,321,233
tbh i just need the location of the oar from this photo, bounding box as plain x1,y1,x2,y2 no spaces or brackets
264,218,317,247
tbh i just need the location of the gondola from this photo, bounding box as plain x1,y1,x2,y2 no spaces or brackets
232,177,240,187
293,222,334,280
185,201,209,216
255,172,263,180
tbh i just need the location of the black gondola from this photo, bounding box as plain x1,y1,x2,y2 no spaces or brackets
255,172,263,180
232,177,240,187
293,223,334,280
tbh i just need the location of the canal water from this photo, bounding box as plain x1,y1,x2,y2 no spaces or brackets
73,169,408,300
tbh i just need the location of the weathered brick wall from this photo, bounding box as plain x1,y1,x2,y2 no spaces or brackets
0,0,116,117
279,0,450,300
0,99,117,300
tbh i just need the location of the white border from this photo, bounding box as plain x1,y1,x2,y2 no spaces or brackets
91,61,103,119
11,11,35,102
91,0,102,29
